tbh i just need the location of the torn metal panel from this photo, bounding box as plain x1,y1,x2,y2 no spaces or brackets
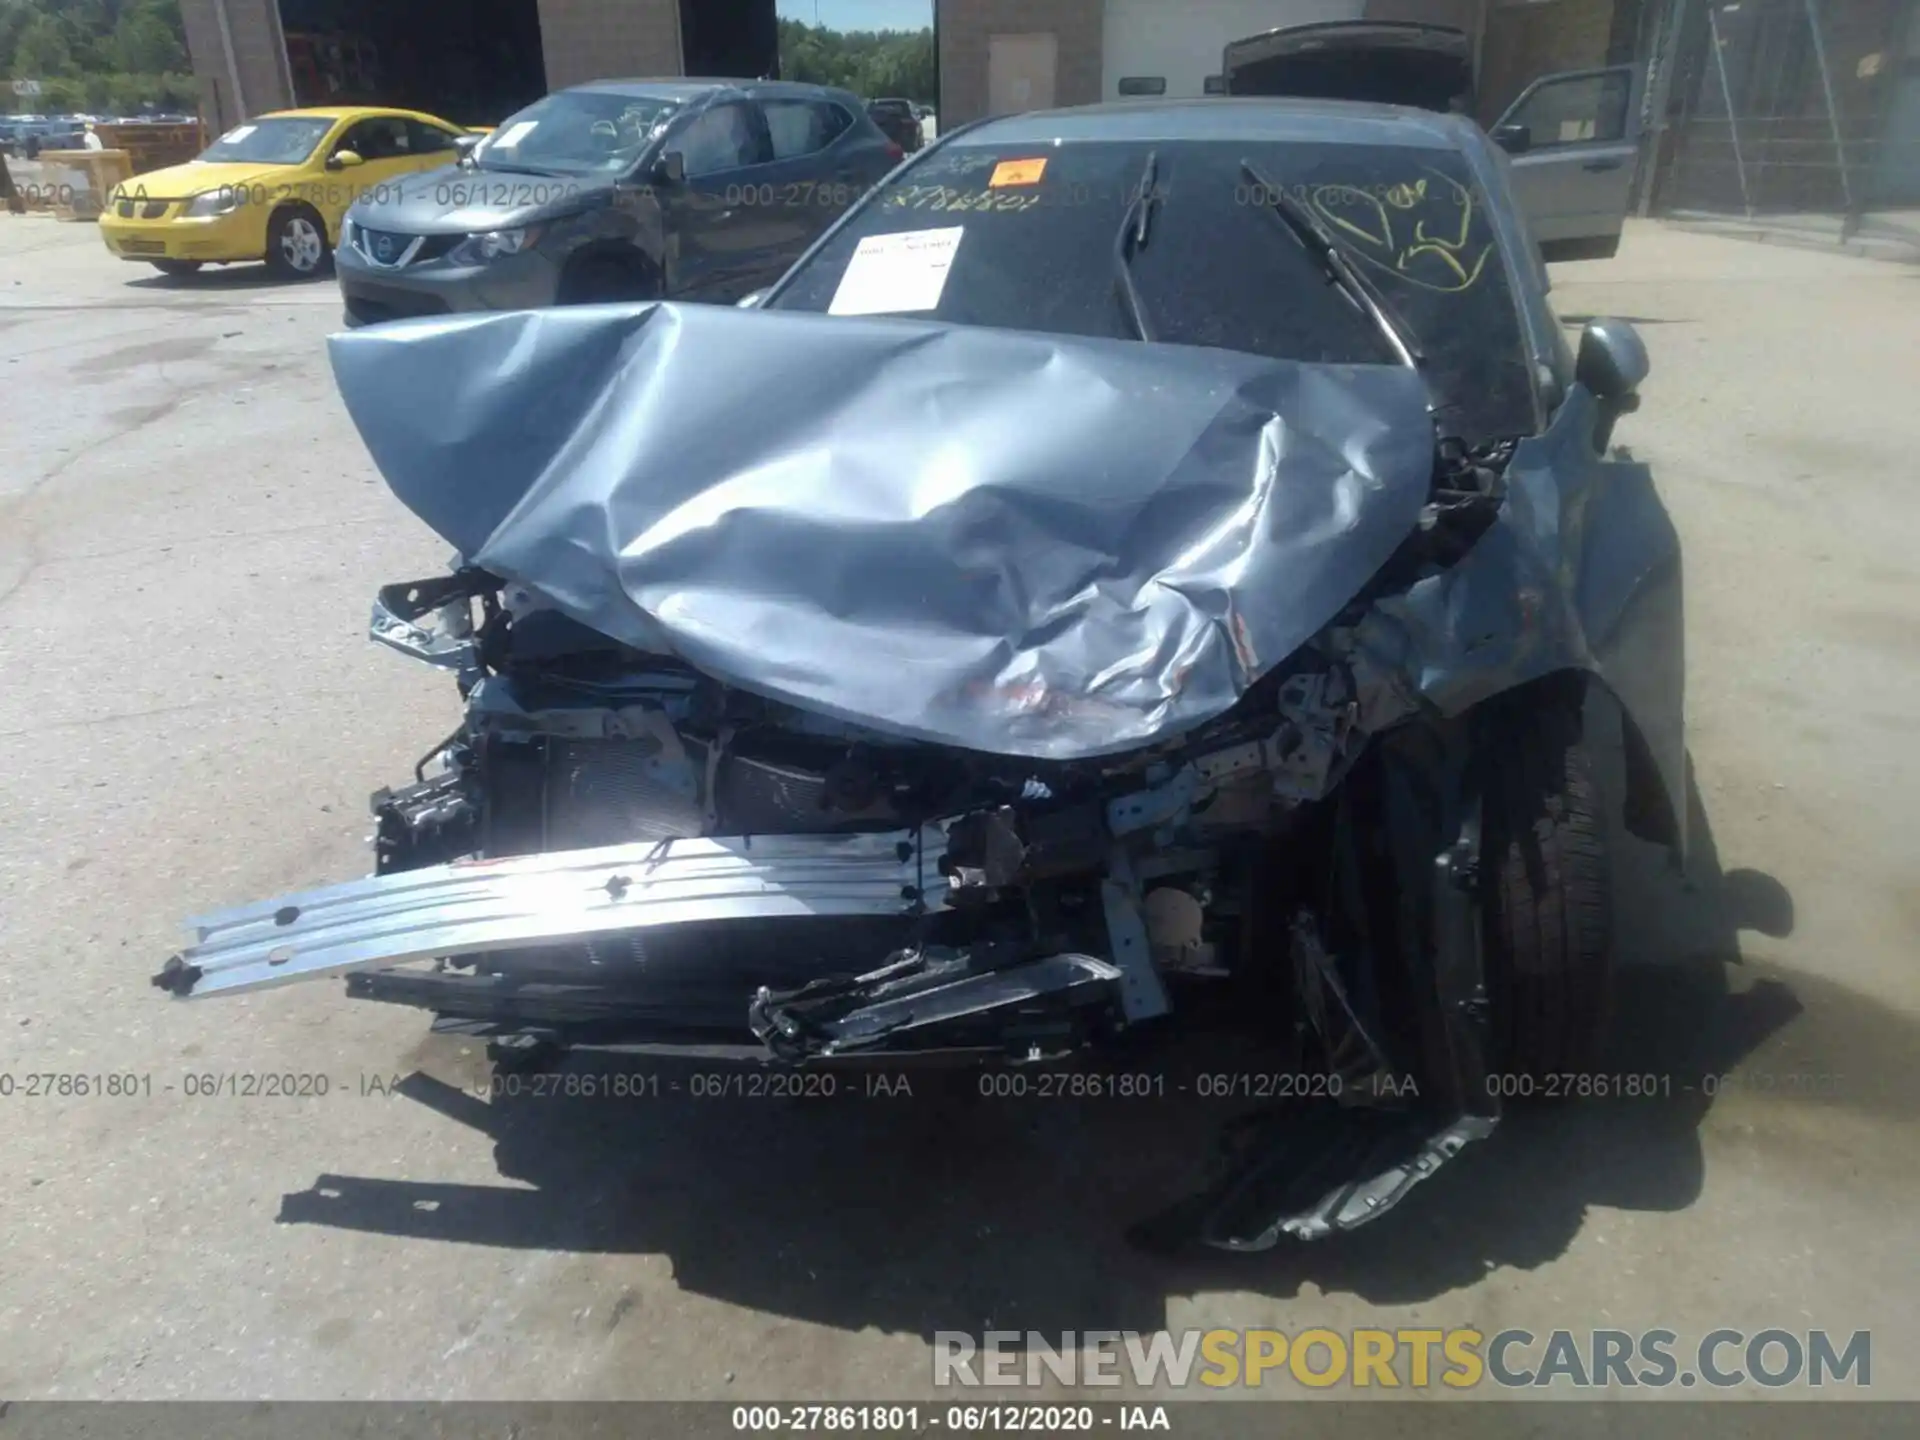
749,950,1125,1059
328,303,1436,761
1200,1111,1499,1249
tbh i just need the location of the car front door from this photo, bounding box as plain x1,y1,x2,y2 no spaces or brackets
658,100,782,300
324,115,431,236
1492,65,1642,262
404,119,466,176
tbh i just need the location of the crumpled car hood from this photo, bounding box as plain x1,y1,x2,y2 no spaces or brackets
328,302,1436,760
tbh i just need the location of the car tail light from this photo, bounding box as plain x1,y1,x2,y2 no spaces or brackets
886,142,904,162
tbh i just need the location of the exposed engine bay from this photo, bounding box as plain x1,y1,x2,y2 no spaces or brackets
153,301,1685,1251
157,443,1528,1247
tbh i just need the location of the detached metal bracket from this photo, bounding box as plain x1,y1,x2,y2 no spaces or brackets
369,573,492,673
1100,849,1171,1022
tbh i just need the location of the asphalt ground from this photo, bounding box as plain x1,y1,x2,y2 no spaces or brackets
0,215,1916,1403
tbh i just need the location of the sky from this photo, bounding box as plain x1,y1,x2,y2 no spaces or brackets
774,0,934,33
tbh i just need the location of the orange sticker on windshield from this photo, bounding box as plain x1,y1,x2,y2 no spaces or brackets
988,158,1048,188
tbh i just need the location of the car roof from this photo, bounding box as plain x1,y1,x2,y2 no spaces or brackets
744,79,862,102
950,97,1480,152
562,79,723,101
259,106,449,124
566,77,861,105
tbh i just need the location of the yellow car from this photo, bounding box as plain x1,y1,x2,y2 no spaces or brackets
98,106,479,279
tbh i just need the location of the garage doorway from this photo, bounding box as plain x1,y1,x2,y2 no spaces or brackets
278,0,546,127
680,0,781,79
988,32,1058,114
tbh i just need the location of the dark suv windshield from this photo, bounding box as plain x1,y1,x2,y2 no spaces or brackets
199,116,335,165
475,91,680,176
770,139,1535,443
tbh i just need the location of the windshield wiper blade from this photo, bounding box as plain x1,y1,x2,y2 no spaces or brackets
474,160,568,177
1237,159,1423,371
1111,150,1160,343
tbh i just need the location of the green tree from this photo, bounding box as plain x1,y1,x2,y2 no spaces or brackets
777,19,935,106
113,0,181,73
2,0,191,113
13,12,76,78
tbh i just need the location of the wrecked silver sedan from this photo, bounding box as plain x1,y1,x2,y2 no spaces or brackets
154,100,1685,1251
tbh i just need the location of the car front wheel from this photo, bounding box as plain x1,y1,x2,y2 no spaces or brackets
558,253,658,306
266,206,331,279
1479,679,1614,1083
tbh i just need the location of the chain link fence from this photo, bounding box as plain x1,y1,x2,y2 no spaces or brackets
1640,0,1920,246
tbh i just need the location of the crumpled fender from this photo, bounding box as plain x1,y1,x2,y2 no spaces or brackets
1345,384,1686,854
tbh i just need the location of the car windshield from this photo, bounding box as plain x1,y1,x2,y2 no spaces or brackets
198,116,335,165
473,91,680,176
770,138,1536,444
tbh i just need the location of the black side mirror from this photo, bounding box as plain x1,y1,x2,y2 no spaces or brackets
1576,318,1649,401
453,134,482,156
1492,123,1531,155
653,150,686,186
1577,318,1649,450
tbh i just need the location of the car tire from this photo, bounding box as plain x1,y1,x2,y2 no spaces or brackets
265,205,331,279
558,253,657,306
1479,679,1613,1084
149,259,202,277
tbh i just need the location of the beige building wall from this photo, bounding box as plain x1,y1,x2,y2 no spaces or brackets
933,0,1628,130
939,0,1104,128
1478,0,1619,122
177,0,295,132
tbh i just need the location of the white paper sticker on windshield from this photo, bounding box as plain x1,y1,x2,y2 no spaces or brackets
491,119,538,148
222,124,257,143
828,227,965,317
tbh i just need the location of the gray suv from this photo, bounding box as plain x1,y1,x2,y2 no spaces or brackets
336,79,903,326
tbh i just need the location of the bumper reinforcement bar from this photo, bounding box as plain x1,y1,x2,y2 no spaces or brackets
153,826,951,1000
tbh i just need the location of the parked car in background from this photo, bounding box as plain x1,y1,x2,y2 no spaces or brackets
334,79,901,327
97,106,482,278
1222,20,1643,260
6,116,86,156
867,97,924,153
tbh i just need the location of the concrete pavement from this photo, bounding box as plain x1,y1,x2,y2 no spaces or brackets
0,215,1915,1402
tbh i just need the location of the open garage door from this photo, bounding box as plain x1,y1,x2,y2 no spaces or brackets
680,0,780,79
1102,0,1362,101
279,0,546,127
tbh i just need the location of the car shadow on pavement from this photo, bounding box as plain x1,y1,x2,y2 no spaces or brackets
272,735,1895,1337
125,265,328,293
1556,313,1696,327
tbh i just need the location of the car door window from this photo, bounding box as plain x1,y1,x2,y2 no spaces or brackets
1501,70,1631,148
673,102,766,177
406,120,460,156
763,100,851,161
337,116,410,161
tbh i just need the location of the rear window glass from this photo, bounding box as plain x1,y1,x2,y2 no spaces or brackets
771,139,1535,443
